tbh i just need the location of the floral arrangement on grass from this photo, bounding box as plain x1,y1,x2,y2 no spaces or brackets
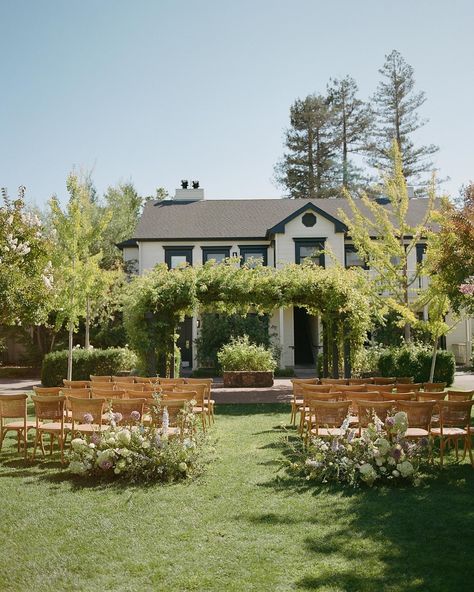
287,411,430,487
68,399,211,483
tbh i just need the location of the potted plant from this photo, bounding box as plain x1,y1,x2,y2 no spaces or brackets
217,335,276,387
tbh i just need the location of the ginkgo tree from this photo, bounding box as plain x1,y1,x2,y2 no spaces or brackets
339,142,440,343
49,173,112,379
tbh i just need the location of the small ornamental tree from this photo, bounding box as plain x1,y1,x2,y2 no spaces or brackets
339,142,439,343
0,186,54,326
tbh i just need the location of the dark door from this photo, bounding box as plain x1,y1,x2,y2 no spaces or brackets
293,307,314,365
177,316,193,368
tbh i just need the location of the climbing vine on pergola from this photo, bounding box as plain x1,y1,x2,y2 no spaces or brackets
123,259,375,377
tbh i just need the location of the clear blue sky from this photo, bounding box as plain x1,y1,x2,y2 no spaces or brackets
1,0,473,207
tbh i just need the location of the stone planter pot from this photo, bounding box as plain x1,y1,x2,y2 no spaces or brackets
222,370,274,388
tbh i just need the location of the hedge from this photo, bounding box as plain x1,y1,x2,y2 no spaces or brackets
41,348,138,387
377,346,455,385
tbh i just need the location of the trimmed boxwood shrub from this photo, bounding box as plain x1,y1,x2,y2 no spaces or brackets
377,345,455,385
41,348,138,387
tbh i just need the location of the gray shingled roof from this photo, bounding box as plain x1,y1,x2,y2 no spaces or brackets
132,198,438,240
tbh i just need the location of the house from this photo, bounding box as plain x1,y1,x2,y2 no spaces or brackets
119,185,473,370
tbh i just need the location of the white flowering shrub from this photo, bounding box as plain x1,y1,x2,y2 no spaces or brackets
286,411,430,488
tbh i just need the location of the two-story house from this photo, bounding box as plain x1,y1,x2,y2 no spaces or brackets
119,185,473,370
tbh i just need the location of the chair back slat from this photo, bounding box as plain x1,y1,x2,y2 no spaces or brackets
63,380,91,388
32,395,66,421
439,400,474,428
33,387,62,396
90,375,112,382
112,375,135,383
396,383,423,393
446,390,474,401
348,378,373,385
320,378,349,385
0,394,28,419
395,377,414,384
396,401,435,430
381,392,415,402
357,400,397,427
372,377,396,385
423,382,446,392
308,400,350,427
331,384,368,392
110,398,146,423
69,397,105,424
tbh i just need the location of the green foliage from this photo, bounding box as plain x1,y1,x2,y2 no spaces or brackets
0,186,53,325
122,259,374,377
352,343,388,377
190,367,222,378
195,313,270,369
274,367,296,377
274,94,338,199
340,142,440,342
377,344,455,385
41,347,137,386
217,335,277,372
367,49,438,183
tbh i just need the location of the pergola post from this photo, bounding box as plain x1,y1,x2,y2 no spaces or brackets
332,317,340,379
322,318,329,378
343,321,352,379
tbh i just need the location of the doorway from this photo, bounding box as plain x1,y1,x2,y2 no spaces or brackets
177,316,193,368
293,307,316,366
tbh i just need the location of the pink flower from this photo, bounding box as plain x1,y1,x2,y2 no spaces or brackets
113,412,123,423
130,410,141,421
83,412,94,424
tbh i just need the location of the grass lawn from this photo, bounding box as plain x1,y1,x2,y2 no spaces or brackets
0,403,473,592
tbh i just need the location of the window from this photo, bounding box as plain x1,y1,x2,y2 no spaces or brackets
345,246,368,269
416,243,427,264
302,212,316,227
164,247,193,269
294,239,325,266
202,247,231,264
239,246,268,266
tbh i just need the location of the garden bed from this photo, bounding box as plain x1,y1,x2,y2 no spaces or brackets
223,370,274,388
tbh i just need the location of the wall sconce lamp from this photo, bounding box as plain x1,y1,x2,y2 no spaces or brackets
196,319,201,328
232,251,238,257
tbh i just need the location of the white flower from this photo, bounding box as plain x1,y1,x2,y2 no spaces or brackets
71,438,86,451
359,463,377,485
397,460,414,478
116,429,131,446
69,460,88,474
393,412,408,434
374,437,390,457
392,469,400,477
179,462,187,472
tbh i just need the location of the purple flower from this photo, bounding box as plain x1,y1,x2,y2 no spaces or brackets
113,412,123,423
392,448,402,461
90,432,100,445
419,437,429,448
385,417,395,428
331,439,339,452
83,412,94,424
401,440,410,452
130,410,141,421
99,459,112,470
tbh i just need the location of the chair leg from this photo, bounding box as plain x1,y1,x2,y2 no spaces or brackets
439,437,444,466
454,438,459,460
24,429,28,460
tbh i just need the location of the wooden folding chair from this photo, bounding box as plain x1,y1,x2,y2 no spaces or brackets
0,393,36,458
109,399,147,425
382,391,416,402
63,380,91,389
31,395,68,464
305,400,351,445
372,377,396,385
290,379,321,425
174,385,208,430
423,382,446,392
431,400,474,466
357,400,397,434
33,386,62,396
396,383,423,393
447,390,474,401
69,397,106,436
396,401,435,440
186,378,214,423
299,390,344,434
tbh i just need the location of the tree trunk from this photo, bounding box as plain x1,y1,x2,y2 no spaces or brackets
322,319,329,378
404,322,411,343
67,324,73,381
429,337,438,383
85,297,91,349
332,318,340,379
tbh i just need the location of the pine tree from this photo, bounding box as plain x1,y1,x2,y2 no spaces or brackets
368,50,438,183
326,76,372,190
275,94,338,199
